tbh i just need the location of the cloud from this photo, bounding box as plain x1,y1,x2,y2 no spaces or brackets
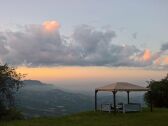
161,42,168,51
154,56,168,65
70,25,143,67
0,22,66,66
132,32,137,39
142,49,151,61
42,20,60,32
0,23,167,69
163,57,168,65
0,34,8,55
72,25,116,55
152,42,168,67
0,34,9,63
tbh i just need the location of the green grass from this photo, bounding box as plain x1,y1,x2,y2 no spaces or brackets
1,108,168,126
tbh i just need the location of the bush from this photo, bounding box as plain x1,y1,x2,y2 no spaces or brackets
145,74,168,107
0,107,24,120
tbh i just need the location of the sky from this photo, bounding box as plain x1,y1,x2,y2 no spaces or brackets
0,0,168,90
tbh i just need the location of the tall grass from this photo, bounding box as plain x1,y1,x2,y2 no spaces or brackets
1,108,168,126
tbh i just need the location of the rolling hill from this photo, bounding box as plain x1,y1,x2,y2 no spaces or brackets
15,80,93,118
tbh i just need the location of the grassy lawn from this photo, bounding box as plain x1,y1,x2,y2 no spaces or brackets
1,108,168,126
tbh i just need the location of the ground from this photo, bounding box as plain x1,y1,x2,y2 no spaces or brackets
0,108,168,126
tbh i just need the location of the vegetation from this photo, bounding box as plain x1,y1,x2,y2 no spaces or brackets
0,64,24,120
0,108,168,126
145,74,168,107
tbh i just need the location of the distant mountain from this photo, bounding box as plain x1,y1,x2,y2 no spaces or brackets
15,80,94,118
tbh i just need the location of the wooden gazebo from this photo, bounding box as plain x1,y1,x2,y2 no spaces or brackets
95,82,152,112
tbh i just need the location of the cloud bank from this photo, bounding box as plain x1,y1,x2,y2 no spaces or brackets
0,21,167,69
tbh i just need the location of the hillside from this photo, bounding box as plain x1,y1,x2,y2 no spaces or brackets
1,108,168,126
15,80,93,117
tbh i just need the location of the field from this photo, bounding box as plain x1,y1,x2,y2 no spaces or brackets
0,108,168,126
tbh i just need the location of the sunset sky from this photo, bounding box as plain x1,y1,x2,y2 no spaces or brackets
0,0,168,90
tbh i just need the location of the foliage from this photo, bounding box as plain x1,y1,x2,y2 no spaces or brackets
0,64,25,120
145,74,168,107
0,107,24,120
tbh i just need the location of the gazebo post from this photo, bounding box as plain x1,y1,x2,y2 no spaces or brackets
95,90,98,111
113,91,117,113
127,91,130,104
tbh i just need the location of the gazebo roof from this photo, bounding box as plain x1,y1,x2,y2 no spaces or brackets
96,82,149,92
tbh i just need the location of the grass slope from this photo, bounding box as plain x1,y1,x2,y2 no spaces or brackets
1,108,168,126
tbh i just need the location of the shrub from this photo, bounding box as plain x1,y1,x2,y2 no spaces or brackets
145,74,168,107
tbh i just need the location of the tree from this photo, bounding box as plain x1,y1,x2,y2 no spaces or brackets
145,74,168,108
0,64,25,119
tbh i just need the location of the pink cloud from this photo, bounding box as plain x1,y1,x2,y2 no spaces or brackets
142,49,151,61
154,55,168,65
43,20,60,32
